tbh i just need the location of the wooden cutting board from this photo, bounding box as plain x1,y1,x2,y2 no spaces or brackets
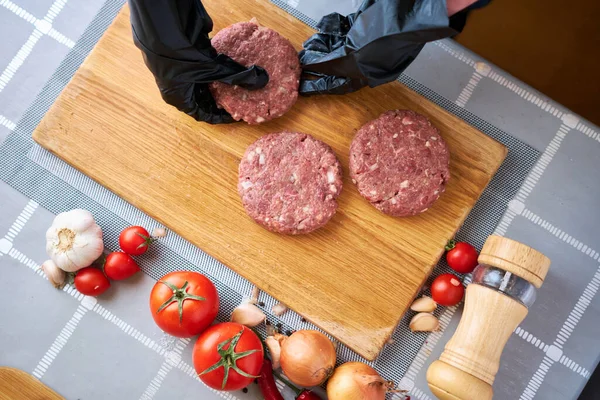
33,4,506,360
0,367,63,399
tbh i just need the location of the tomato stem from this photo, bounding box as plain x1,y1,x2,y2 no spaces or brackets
156,280,206,323
91,253,108,275
135,232,157,250
199,329,261,389
65,271,76,286
445,239,456,251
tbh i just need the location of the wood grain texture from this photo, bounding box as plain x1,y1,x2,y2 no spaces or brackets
428,286,528,400
32,4,506,360
427,359,493,400
0,367,63,399
442,285,528,384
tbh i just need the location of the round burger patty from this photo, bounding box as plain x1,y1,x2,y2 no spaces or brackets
210,21,300,124
238,132,343,234
349,110,450,217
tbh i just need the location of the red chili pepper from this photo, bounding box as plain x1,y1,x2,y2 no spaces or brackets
258,359,284,400
296,390,322,400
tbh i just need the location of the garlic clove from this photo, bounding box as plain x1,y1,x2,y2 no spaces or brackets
409,313,440,332
41,259,66,289
272,302,288,317
265,336,282,369
410,296,437,313
249,286,260,304
152,227,167,238
231,302,266,327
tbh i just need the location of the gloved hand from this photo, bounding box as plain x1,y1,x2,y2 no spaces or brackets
299,0,456,96
129,0,269,124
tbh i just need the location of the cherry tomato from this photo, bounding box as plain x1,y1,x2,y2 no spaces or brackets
431,273,464,306
150,271,219,337
445,240,479,274
193,322,263,391
119,226,154,256
104,251,140,280
74,267,110,296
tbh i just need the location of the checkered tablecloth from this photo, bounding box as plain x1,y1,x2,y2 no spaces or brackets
1,1,599,399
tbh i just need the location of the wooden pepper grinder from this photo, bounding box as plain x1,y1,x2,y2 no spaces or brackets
427,235,551,400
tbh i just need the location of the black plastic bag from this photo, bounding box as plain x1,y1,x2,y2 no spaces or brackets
128,0,269,124
299,0,456,95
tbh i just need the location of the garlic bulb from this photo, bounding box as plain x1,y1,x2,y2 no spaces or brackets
41,260,66,288
46,209,104,272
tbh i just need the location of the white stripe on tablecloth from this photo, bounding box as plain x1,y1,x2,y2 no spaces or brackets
0,0,75,93
32,305,88,379
0,114,16,130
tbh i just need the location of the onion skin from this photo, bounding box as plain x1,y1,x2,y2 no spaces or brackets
327,362,390,400
280,330,336,387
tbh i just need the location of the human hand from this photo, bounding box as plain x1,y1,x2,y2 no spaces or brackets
129,0,269,123
299,0,455,96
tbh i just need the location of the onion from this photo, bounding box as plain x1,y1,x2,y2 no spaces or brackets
280,330,336,386
327,362,395,400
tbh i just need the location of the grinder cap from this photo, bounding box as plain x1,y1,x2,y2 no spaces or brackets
478,235,550,288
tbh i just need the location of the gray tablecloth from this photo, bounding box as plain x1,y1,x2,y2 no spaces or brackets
0,1,598,399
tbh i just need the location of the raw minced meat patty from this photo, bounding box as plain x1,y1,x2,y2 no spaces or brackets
238,132,343,234
349,110,450,217
210,21,300,124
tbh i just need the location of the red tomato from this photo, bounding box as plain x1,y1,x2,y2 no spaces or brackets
74,267,110,296
445,240,479,274
119,226,154,256
193,322,263,391
431,273,464,306
150,271,219,337
104,251,140,280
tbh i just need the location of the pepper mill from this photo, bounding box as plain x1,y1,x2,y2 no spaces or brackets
426,235,551,400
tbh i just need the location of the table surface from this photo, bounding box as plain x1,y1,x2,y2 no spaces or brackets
32,5,507,361
0,0,598,399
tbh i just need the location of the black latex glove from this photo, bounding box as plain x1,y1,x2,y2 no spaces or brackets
129,0,269,124
299,0,456,96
